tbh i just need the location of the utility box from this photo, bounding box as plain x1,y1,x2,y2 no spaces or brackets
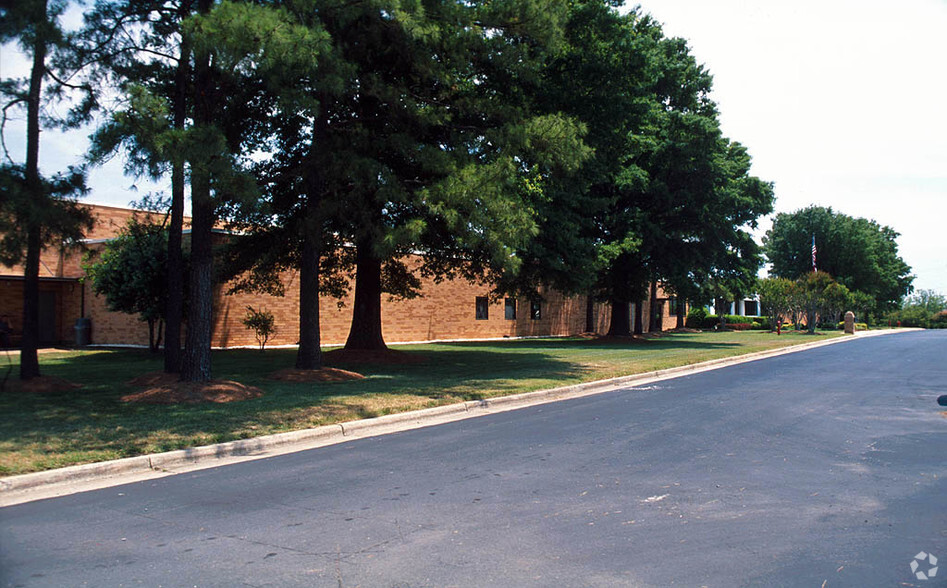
74,317,92,346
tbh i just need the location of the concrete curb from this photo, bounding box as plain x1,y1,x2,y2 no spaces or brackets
0,328,915,504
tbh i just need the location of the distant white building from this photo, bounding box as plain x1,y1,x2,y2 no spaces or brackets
706,295,762,317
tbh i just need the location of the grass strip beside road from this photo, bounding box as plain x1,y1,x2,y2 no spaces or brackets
0,331,845,476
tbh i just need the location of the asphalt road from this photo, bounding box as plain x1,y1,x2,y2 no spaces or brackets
2,331,945,587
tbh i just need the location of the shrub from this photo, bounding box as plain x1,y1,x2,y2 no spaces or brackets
700,314,759,330
685,307,707,329
897,306,933,328
243,306,276,351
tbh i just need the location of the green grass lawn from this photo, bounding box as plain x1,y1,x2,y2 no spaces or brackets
0,330,845,476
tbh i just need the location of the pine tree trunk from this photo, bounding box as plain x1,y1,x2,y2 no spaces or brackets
295,228,322,369
181,170,213,382
20,4,49,381
295,115,326,369
181,6,215,383
633,300,644,335
20,229,41,380
585,292,595,333
676,302,685,329
607,298,630,337
163,21,190,374
344,239,387,350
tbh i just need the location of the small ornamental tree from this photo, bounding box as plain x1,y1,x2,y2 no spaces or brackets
757,277,795,331
243,306,275,351
821,281,853,326
796,271,835,334
84,219,180,351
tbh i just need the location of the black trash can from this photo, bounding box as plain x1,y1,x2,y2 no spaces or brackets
74,317,91,346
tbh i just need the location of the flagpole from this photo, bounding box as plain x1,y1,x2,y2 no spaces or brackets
811,234,817,272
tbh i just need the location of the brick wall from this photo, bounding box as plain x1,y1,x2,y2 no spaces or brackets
0,279,83,344
3,203,689,348
0,205,174,279
82,260,683,347
209,261,613,348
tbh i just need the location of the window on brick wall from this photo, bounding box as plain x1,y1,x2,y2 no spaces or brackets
530,301,541,320
505,298,516,320
668,297,679,316
476,297,489,320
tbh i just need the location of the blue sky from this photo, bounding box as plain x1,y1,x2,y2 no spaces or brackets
2,0,945,293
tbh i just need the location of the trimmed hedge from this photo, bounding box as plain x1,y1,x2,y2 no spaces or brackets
693,313,771,330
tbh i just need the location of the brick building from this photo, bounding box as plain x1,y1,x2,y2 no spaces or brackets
0,204,682,348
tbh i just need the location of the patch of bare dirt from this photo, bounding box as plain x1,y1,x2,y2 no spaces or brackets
323,348,427,365
268,367,365,382
2,375,82,394
122,372,263,404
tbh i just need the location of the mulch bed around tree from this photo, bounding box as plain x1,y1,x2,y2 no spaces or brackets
323,348,427,365
1,375,82,394
268,367,365,382
122,372,263,404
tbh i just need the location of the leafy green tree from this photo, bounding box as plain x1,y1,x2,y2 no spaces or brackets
87,0,262,381
796,270,834,334
84,219,185,351
242,306,275,351
763,205,913,315
849,290,874,325
904,289,947,314
889,289,947,328
538,3,772,337
757,277,794,331
821,281,852,326
0,0,95,380
333,0,582,351
184,0,336,370
80,0,198,374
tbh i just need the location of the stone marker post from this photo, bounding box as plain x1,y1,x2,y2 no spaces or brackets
844,311,855,334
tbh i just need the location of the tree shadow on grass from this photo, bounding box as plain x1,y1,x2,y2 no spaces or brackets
432,334,744,352
0,347,587,473
0,332,793,474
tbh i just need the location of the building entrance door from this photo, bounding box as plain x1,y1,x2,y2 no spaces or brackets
38,290,57,344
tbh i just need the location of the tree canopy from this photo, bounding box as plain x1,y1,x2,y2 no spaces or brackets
2,0,790,381
1,0,96,379
763,205,913,316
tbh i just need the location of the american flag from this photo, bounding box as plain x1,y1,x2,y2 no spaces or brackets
811,235,817,272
